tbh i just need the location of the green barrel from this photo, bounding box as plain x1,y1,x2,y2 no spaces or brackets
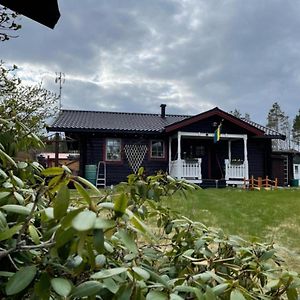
291,179,299,187
85,164,97,185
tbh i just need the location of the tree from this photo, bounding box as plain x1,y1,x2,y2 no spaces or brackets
230,109,251,121
230,109,241,118
0,63,58,133
0,6,21,41
292,109,300,146
0,117,299,299
266,102,290,150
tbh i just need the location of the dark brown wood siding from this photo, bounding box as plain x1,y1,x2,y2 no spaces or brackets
79,133,168,186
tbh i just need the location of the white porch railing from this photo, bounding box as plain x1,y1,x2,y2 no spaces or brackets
225,159,248,180
170,158,202,181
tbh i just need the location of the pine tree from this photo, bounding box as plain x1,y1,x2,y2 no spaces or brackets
266,102,290,150
292,109,300,146
230,109,242,118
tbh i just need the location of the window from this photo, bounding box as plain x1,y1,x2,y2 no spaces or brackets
151,140,164,158
106,139,121,161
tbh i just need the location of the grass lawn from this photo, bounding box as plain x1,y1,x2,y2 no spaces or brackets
167,187,300,271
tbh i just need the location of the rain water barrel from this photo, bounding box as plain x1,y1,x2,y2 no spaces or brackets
85,164,97,185
291,179,299,187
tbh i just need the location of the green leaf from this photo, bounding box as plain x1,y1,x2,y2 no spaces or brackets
53,185,70,219
0,224,22,241
60,207,84,228
12,175,24,188
55,227,76,248
212,283,229,296
91,267,128,279
71,281,103,298
0,271,14,277
17,162,28,169
132,267,150,280
130,214,155,240
94,217,115,230
230,289,246,300
146,291,168,300
93,229,105,253
0,191,11,199
44,207,54,220
0,210,7,230
103,277,119,294
41,167,64,177
5,266,37,296
28,224,40,244
145,268,169,288
77,176,102,196
1,204,31,215
13,191,24,205
260,249,276,261
74,181,92,206
72,210,96,231
114,193,128,217
287,288,298,300
170,294,185,300
0,148,17,167
51,278,72,297
0,169,8,178
34,272,51,300
117,229,138,254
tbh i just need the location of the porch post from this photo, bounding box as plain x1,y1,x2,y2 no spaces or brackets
228,140,231,162
168,137,172,174
177,131,182,179
243,135,249,180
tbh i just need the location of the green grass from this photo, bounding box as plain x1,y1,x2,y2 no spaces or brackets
168,187,300,270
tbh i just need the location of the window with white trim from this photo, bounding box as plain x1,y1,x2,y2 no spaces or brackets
106,139,121,161
151,140,165,158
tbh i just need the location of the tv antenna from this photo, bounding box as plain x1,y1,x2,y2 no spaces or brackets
55,72,65,110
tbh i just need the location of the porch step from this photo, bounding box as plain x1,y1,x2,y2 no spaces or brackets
200,179,226,189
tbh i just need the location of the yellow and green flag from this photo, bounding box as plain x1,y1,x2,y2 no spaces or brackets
214,123,222,143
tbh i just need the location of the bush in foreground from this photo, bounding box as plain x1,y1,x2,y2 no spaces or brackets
0,118,299,299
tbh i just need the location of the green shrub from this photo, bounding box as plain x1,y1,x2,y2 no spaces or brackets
0,118,299,299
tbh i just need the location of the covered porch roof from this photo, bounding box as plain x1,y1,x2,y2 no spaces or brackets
165,107,285,139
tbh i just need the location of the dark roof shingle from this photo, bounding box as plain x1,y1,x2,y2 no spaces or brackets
49,110,188,133
48,108,285,139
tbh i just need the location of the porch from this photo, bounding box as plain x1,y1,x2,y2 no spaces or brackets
168,131,249,185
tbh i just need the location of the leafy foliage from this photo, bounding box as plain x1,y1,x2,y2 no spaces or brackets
0,63,58,133
0,6,21,41
0,118,299,299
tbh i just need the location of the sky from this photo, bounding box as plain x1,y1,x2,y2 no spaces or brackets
1,0,300,125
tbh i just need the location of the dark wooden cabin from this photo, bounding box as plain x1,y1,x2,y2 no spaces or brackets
48,106,285,187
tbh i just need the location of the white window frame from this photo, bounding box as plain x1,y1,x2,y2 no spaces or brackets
106,138,122,161
150,140,165,159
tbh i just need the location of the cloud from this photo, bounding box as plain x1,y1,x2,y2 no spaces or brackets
2,0,300,124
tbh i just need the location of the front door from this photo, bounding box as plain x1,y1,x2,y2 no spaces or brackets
207,143,224,179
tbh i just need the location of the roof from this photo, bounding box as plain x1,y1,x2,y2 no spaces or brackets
49,110,188,133
240,118,286,139
165,107,264,136
48,107,285,139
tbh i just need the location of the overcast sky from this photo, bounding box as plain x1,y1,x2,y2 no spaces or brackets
2,0,300,125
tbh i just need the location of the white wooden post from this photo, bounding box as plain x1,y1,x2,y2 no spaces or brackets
168,137,172,174
228,140,231,162
243,135,249,180
177,131,182,179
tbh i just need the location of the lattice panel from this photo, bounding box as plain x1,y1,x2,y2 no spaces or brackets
124,144,148,174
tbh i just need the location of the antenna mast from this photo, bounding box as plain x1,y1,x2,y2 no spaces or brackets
55,72,65,110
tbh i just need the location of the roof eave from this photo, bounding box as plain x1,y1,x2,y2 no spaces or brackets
165,107,265,136
47,126,163,135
